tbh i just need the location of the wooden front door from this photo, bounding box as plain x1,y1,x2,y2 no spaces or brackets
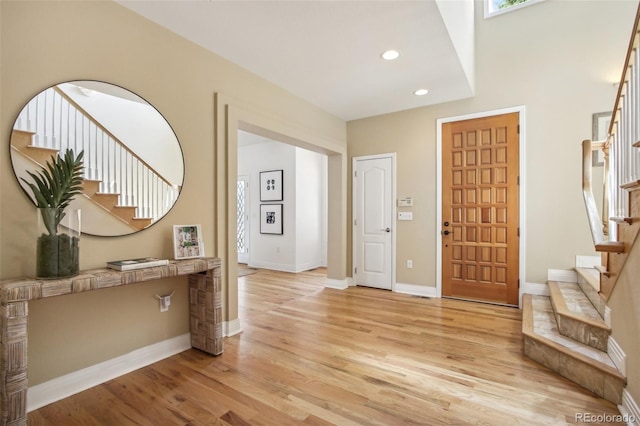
442,113,519,306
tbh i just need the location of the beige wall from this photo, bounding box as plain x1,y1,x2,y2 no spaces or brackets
347,0,635,287
0,1,346,385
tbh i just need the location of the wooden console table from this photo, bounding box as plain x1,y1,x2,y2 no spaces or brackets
0,257,222,425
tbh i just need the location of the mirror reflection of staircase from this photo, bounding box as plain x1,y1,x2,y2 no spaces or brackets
12,128,151,231
10,82,181,234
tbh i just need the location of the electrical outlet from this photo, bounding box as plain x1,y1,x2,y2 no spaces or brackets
160,295,171,312
407,260,413,269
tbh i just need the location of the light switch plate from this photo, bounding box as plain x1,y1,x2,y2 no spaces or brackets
398,212,413,221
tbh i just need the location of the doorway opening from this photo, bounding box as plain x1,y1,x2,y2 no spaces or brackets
237,130,328,275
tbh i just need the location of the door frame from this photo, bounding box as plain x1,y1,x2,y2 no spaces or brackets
352,153,397,291
436,106,527,307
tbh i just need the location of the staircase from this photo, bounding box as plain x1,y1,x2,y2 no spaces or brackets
12,129,152,231
522,6,640,405
522,272,626,404
522,141,640,406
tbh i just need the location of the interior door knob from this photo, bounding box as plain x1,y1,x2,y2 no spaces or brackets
385,228,391,233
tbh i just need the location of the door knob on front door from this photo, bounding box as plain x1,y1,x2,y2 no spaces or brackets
443,230,450,235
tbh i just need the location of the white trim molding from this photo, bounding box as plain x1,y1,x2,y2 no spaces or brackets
547,269,578,283
519,282,549,308
325,278,350,290
394,283,437,298
575,255,601,269
608,336,627,377
620,389,640,426
27,334,191,412
604,305,612,328
522,282,549,296
224,318,243,337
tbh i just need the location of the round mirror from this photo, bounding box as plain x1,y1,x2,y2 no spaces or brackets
10,80,184,236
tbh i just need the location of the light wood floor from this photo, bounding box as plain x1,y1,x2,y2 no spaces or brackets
29,268,624,425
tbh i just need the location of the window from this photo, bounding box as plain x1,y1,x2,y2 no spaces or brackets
484,0,546,18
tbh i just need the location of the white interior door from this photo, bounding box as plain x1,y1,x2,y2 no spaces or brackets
237,176,250,264
353,154,395,290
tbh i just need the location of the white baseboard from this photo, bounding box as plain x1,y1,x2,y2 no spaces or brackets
608,336,627,377
27,333,191,412
325,278,349,290
224,318,243,336
248,260,325,274
394,282,437,298
548,269,577,283
521,282,549,296
620,389,640,426
576,255,601,268
605,305,612,328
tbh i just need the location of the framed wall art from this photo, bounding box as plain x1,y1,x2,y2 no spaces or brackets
260,204,283,235
260,169,283,201
173,224,205,259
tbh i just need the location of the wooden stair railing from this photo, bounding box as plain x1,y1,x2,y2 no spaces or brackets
599,184,640,299
582,140,624,253
584,4,640,300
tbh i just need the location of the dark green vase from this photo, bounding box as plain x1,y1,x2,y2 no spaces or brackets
36,208,81,279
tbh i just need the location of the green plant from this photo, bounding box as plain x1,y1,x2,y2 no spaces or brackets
499,0,528,9
21,149,84,235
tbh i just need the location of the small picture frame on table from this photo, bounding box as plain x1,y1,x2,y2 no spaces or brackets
260,169,283,201
173,224,204,259
260,204,283,235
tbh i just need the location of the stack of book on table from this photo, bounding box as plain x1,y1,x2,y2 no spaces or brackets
106,257,169,271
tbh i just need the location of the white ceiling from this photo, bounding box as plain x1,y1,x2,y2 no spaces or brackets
118,0,475,122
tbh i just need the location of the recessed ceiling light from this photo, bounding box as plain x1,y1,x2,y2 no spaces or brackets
381,50,400,61
414,89,429,96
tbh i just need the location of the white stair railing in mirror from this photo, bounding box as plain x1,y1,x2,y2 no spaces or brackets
14,86,179,224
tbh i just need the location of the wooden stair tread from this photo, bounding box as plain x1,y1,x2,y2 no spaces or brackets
595,240,625,253
95,192,120,198
26,144,57,153
593,265,610,277
610,216,633,224
548,281,608,331
620,179,640,191
574,267,600,292
522,294,623,380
